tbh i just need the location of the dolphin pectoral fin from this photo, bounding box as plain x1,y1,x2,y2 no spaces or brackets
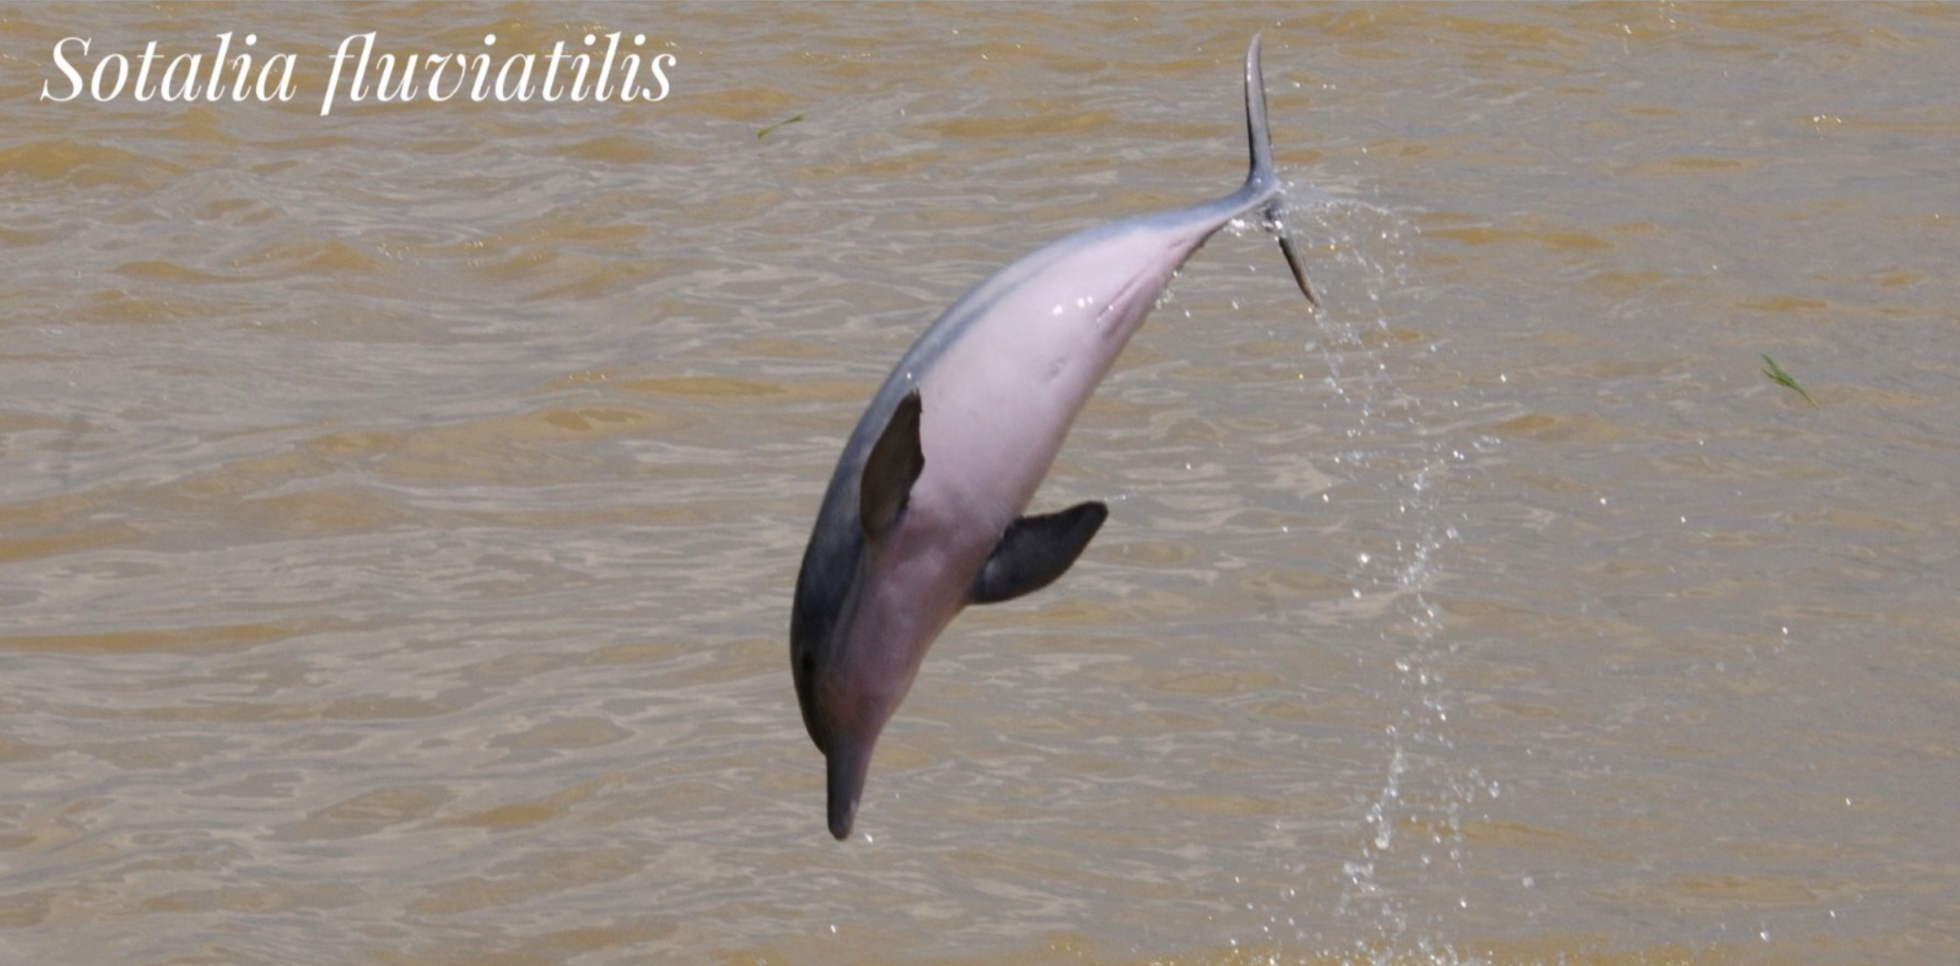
859,390,925,536
970,501,1109,605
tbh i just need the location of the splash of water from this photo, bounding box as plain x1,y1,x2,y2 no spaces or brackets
1264,188,1501,966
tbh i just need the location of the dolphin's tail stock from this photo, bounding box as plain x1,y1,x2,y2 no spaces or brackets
1241,33,1319,308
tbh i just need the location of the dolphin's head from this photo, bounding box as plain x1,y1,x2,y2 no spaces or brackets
791,390,943,841
795,517,965,842
790,563,888,840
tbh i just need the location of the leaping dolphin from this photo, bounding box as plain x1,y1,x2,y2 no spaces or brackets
790,34,1317,841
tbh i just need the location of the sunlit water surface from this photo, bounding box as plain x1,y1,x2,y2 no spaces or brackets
2,4,1956,966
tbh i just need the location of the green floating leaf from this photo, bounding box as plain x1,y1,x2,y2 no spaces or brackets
1760,354,1818,407
757,113,806,139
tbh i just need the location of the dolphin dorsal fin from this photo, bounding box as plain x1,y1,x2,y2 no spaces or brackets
859,390,925,536
970,501,1108,605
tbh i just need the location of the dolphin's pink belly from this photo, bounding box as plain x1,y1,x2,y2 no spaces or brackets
911,270,1150,531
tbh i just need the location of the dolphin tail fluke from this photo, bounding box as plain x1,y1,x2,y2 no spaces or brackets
1243,33,1319,308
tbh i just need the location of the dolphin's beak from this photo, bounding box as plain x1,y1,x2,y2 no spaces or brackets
825,735,875,840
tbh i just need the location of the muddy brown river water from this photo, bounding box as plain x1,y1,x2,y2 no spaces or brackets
2,4,1956,965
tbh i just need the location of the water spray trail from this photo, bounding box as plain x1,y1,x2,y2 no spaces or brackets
1275,190,1502,965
